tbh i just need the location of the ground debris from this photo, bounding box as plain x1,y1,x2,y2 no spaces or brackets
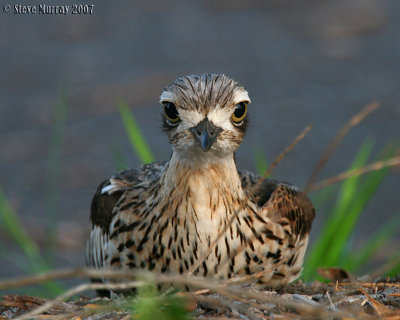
0,279,399,319
0,294,83,317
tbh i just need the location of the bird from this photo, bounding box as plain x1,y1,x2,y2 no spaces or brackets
86,73,315,294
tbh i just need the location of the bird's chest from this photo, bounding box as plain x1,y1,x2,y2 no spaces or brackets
150,176,245,277
108,166,279,280
109,169,244,272
183,172,236,235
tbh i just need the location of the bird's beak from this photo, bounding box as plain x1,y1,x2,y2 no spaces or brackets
190,119,222,152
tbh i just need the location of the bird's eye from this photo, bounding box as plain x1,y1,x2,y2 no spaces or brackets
163,102,180,123
232,102,247,123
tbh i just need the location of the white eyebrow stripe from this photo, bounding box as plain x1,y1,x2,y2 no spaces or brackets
159,91,175,103
233,90,250,104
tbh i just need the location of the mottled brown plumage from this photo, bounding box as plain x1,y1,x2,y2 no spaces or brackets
86,74,315,294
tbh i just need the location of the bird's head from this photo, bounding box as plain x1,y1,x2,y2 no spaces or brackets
160,74,250,163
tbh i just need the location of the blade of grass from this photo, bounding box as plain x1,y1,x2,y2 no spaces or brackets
309,184,337,213
333,145,395,266
345,215,400,271
0,186,41,263
387,254,400,277
130,279,189,320
0,187,64,295
118,100,155,164
110,141,128,171
302,139,374,280
253,148,268,177
0,248,55,297
44,90,68,260
329,157,392,267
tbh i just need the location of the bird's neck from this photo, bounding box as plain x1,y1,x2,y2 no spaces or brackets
161,151,246,210
159,151,247,244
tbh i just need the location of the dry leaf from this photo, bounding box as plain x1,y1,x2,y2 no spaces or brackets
176,292,198,312
82,303,100,309
317,267,355,282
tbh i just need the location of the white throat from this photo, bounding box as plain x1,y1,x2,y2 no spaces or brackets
160,150,246,241
161,151,245,218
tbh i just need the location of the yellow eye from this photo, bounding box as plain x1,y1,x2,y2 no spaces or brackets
232,102,247,123
164,102,180,123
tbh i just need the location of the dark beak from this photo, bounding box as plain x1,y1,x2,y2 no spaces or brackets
190,119,222,152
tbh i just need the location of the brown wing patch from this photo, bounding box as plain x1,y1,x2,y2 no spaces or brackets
238,169,315,238
266,184,315,238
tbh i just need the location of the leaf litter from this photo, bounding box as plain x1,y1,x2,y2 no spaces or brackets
0,268,399,320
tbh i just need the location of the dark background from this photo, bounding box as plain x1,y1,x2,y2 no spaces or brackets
1,0,399,279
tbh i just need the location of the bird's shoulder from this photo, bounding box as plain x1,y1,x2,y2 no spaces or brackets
238,169,315,238
90,161,167,234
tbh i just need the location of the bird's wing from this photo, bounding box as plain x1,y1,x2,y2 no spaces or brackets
238,169,315,283
86,162,166,271
238,169,315,239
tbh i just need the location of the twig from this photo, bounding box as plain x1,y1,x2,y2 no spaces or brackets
265,125,312,179
339,282,400,288
15,280,146,320
252,125,311,195
41,304,120,320
304,101,380,193
358,287,396,316
306,156,400,193
0,268,136,290
4,268,350,319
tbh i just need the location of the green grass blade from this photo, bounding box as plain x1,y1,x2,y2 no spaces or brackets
0,186,40,262
131,280,189,320
0,187,64,295
346,215,400,271
118,101,155,164
44,90,68,258
387,254,400,277
253,148,269,176
302,139,374,280
110,142,128,171
132,284,163,320
334,143,396,267
330,160,391,267
310,184,337,213
0,248,63,297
